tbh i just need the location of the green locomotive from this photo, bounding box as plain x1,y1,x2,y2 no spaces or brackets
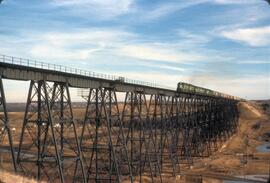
177,82,213,96
177,82,239,100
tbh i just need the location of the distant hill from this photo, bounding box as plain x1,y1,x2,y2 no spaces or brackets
252,99,270,115
6,103,26,112
3,102,87,112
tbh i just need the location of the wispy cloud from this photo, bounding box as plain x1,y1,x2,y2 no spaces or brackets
117,44,206,63
0,27,210,65
220,26,270,46
51,0,246,22
237,60,270,64
138,0,209,21
135,61,187,73
27,29,135,60
48,0,266,25
0,28,211,75
212,0,259,5
51,0,135,19
129,0,261,22
176,29,211,46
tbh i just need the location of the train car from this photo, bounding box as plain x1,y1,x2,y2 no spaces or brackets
177,82,231,98
178,82,216,96
177,82,196,93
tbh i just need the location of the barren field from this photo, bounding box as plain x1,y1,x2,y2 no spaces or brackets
0,100,270,183
179,101,270,182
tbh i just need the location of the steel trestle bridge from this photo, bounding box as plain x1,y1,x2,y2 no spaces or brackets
0,54,239,183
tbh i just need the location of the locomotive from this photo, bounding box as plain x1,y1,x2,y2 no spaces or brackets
177,82,239,100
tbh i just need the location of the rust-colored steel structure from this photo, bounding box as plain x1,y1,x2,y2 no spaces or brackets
0,54,239,183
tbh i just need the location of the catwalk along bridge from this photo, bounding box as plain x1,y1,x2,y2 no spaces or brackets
0,54,240,183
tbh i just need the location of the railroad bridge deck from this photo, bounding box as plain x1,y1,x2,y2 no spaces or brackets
0,55,177,96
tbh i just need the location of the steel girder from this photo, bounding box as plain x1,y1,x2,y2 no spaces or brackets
17,80,86,183
17,80,64,182
0,77,16,172
50,82,86,182
79,88,133,183
123,92,163,182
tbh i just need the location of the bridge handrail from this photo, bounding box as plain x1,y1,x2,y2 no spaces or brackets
0,54,175,90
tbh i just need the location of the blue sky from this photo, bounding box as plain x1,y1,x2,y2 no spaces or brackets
0,0,269,101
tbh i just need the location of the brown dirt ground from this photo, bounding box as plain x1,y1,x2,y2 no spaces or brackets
0,171,46,183
180,101,270,182
1,101,270,182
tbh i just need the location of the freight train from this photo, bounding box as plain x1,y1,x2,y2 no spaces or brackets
177,82,240,100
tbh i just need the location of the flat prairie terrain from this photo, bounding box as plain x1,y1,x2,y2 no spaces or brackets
0,100,269,183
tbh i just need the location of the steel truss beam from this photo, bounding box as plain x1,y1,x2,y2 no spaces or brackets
123,92,162,183
17,80,64,182
50,82,86,182
147,94,178,177
80,88,133,183
0,77,16,171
